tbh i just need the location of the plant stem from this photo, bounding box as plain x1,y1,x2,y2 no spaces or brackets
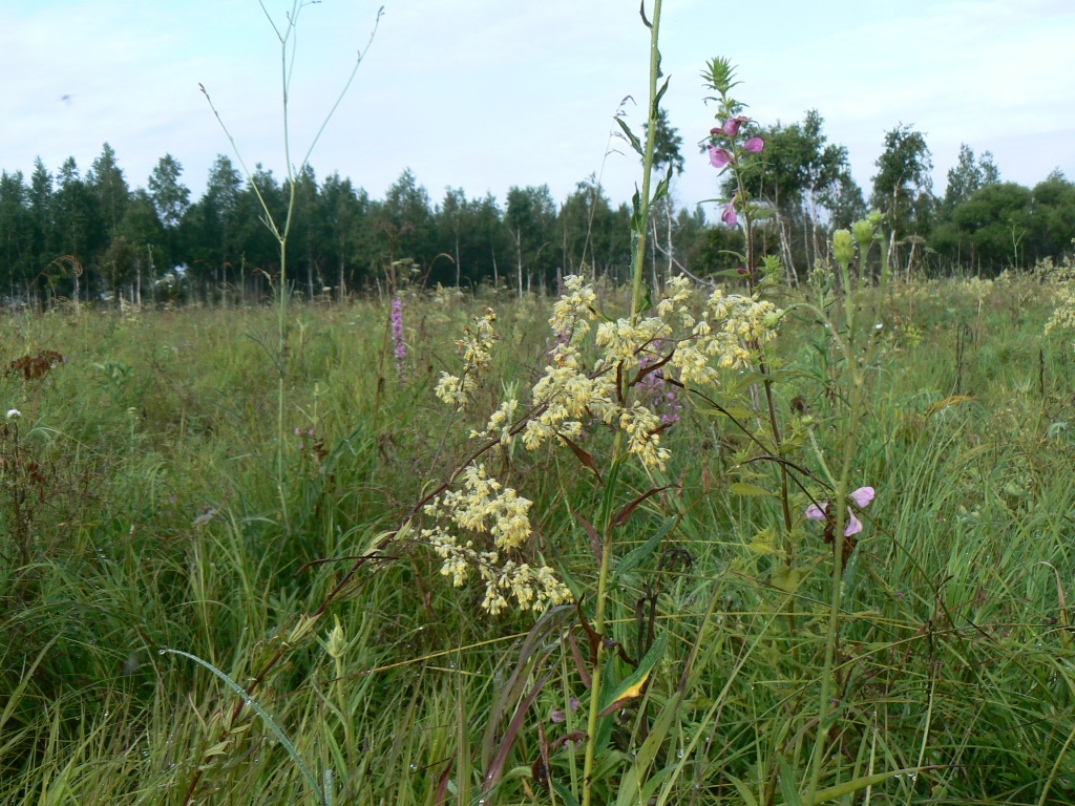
581,534,614,806
629,0,663,323
807,338,866,800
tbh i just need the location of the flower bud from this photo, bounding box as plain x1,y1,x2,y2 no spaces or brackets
832,229,854,270
851,218,875,250
325,616,347,661
762,310,784,330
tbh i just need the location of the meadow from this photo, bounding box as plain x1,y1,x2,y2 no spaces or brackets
2,262,1075,804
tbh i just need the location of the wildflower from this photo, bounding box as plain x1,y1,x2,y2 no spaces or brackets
391,296,406,376
722,115,749,136
721,191,738,228
421,463,573,615
806,486,875,536
743,136,765,153
708,146,732,169
6,409,21,419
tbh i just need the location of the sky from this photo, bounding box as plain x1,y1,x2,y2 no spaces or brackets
2,0,1073,218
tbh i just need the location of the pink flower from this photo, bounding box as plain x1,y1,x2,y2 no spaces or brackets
708,146,732,169
806,486,875,536
743,136,765,153
723,115,749,136
721,192,738,228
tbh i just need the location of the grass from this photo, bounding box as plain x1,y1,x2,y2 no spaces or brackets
2,274,1075,804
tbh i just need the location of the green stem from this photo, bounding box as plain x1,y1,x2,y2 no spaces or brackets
629,0,663,323
806,359,864,799
581,534,613,806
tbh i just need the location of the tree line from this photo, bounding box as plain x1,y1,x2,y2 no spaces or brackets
0,111,1073,306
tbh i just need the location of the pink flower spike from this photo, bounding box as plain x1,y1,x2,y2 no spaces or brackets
708,146,732,169
743,137,765,153
723,115,749,136
805,502,827,521
721,199,738,228
850,486,875,508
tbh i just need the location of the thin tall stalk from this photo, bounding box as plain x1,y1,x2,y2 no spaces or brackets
581,3,662,804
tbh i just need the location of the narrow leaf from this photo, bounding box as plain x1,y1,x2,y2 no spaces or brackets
614,517,676,581
726,774,760,806
161,648,325,805
652,76,670,114
616,117,644,156
729,482,773,498
925,395,975,419
638,0,651,28
615,693,682,805
559,434,602,482
806,768,934,804
614,485,672,527
599,630,668,717
570,505,602,565
552,780,582,806
482,674,549,794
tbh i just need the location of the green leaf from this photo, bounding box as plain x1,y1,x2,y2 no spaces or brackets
599,630,669,717
726,774,760,806
746,527,782,556
729,482,773,497
614,694,681,806
805,768,927,804
616,117,644,157
161,648,326,806
652,76,670,116
777,755,803,806
552,780,581,806
614,517,677,581
771,566,803,594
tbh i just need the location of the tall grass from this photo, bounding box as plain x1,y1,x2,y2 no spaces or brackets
0,272,1073,803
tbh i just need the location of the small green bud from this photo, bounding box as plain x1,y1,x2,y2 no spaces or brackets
325,616,347,661
762,310,784,330
867,210,883,228
832,229,854,270
286,613,321,645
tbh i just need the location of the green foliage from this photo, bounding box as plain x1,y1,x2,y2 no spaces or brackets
1,263,1074,803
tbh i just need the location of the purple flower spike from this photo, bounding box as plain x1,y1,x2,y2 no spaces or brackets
743,137,765,153
391,296,407,380
708,146,732,169
723,115,749,136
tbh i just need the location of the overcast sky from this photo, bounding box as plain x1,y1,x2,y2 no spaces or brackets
2,0,1073,218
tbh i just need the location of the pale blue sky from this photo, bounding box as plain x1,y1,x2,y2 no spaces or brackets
2,0,1073,216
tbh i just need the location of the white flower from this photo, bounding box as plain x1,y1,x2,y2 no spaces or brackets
6,409,21,420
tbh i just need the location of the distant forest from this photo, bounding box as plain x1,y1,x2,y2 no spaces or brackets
1,110,1073,305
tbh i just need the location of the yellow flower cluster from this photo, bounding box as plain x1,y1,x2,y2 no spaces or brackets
1045,284,1075,338
421,463,572,615
434,308,499,410
423,274,782,615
